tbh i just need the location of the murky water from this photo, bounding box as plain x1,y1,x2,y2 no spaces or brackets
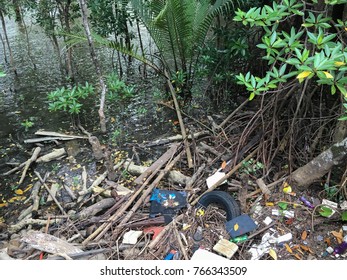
0,15,174,208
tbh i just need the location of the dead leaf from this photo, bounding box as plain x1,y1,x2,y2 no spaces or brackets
269,248,277,260
300,245,310,252
14,189,23,195
221,161,227,169
293,253,302,260
284,243,293,253
301,230,307,240
324,238,331,247
331,230,343,243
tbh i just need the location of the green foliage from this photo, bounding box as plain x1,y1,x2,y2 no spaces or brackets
240,158,264,175
234,0,347,119
21,119,34,131
323,183,339,200
88,0,132,38
47,82,94,115
131,0,238,90
318,206,333,217
106,72,136,101
111,128,122,144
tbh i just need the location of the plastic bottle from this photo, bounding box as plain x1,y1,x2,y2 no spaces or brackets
333,235,347,255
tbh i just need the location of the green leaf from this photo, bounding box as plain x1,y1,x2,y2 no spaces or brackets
341,211,347,221
338,115,347,121
319,206,333,217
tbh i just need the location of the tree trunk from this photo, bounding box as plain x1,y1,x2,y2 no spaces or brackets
78,0,107,133
12,0,22,22
290,137,347,187
0,31,7,63
18,7,36,70
0,10,16,75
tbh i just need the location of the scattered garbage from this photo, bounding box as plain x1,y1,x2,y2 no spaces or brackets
276,233,293,244
322,246,334,257
263,216,273,226
213,239,238,259
164,249,179,260
143,226,164,240
300,196,314,209
225,214,257,238
197,191,241,221
206,171,227,188
333,235,347,256
248,232,274,260
149,188,187,220
122,230,143,245
1,127,346,261
230,235,248,243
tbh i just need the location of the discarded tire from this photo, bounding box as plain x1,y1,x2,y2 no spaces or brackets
197,191,241,221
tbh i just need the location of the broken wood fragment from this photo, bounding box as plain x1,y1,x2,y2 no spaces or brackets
18,147,41,185
256,178,271,195
36,148,66,163
72,198,116,220
8,218,62,234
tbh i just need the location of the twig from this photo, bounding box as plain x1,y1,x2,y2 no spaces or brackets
18,147,41,184
34,171,66,215
173,222,188,260
165,70,193,168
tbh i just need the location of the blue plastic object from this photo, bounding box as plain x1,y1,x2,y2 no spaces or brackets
225,214,257,238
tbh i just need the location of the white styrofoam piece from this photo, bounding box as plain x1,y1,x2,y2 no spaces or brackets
122,230,143,245
283,210,294,218
263,216,273,225
322,199,338,209
276,233,292,243
206,171,227,188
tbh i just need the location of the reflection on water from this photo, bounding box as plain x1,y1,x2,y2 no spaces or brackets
0,15,173,206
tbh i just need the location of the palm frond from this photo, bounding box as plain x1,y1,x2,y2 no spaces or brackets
131,0,239,75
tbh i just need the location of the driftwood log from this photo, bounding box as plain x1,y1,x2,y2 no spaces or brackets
290,136,347,187
72,198,115,220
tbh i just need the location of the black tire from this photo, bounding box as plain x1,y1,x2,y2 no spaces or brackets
197,191,241,221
